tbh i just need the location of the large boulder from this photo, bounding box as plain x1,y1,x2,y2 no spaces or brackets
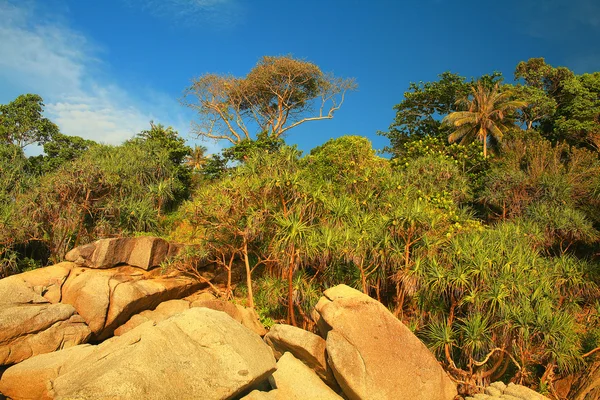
115,297,266,337
264,324,338,389
314,284,457,400
241,352,342,400
60,266,203,340
190,299,267,336
268,352,342,399
65,237,182,270
0,344,95,400
0,262,75,305
0,269,91,366
45,308,276,399
114,299,191,335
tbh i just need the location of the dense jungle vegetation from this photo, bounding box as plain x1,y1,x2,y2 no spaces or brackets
1,56,600,396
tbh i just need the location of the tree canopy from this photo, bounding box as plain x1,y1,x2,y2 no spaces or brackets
183,55,356,145
0,94,59,149
444,83,526,158
2,57,600,399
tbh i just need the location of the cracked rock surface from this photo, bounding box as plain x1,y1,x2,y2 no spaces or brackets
7,308,276,400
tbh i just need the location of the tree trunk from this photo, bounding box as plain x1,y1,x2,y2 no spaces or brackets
483,134,488,159
243,240,254,308
359,259,367,294
287,250,297,326
226,253,233,300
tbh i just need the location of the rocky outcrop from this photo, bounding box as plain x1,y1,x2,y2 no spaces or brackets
1,308,277,400
314,284,457,400
0,266,91,366
113,299,191,335
0,344,95,400
114,297,266,337
466,381,550,400
268,352,342,399
60,266,202,340
264,323,338,389
241,352,342,400
65,237,182,270
0,238,206,366
50,308,276,399
190,299,267,336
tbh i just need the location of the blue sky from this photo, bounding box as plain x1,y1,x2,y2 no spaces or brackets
1,0,599,156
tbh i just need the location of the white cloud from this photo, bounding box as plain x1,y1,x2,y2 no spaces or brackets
0,0,221,153
124,0,242,27
0,2,88,96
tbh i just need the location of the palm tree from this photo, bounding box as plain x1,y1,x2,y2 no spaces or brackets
186,145,209,170
443,83,526,158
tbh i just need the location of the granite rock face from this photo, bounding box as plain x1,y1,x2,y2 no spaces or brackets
64,237,182,270
314,284,457,400
60,265,202,340
465,381,550,400
0,344,96,400
114,297,266,337
0,265,91,366
263,323,338,389
1,308,277,400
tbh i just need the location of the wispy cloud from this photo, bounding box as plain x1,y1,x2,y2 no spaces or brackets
124,0,243,28
0,0,220,153
520,0,600,39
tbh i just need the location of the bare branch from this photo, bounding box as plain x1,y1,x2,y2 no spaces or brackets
182,56,356,145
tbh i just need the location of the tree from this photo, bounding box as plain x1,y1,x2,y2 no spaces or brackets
514,58,600,150
380,72,504,156
186,145,209,171
132,121,191,166
0,94,59,149
183,55,356,145
510,85,556,131
128,122,192,206
29,133,97,173
381,72,471,153
444,83,526,158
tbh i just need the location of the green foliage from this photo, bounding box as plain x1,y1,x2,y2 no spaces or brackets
443,83,526,158
128,122,192,204
0,94,59,148
222,132,284,163
306,135,385,185
391,136,488,183
3,59,600,395
414,222,595,381
1,124,192,266
478,132,600,237
382,72,470,149
29,133,97,173
515,58,600,150
381,71,503,155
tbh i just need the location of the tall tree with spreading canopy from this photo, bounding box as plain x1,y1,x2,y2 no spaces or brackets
0,94,59,149
183,55,356,145
443,83,526,158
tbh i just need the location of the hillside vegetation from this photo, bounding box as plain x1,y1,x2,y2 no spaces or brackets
1,57,599,397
